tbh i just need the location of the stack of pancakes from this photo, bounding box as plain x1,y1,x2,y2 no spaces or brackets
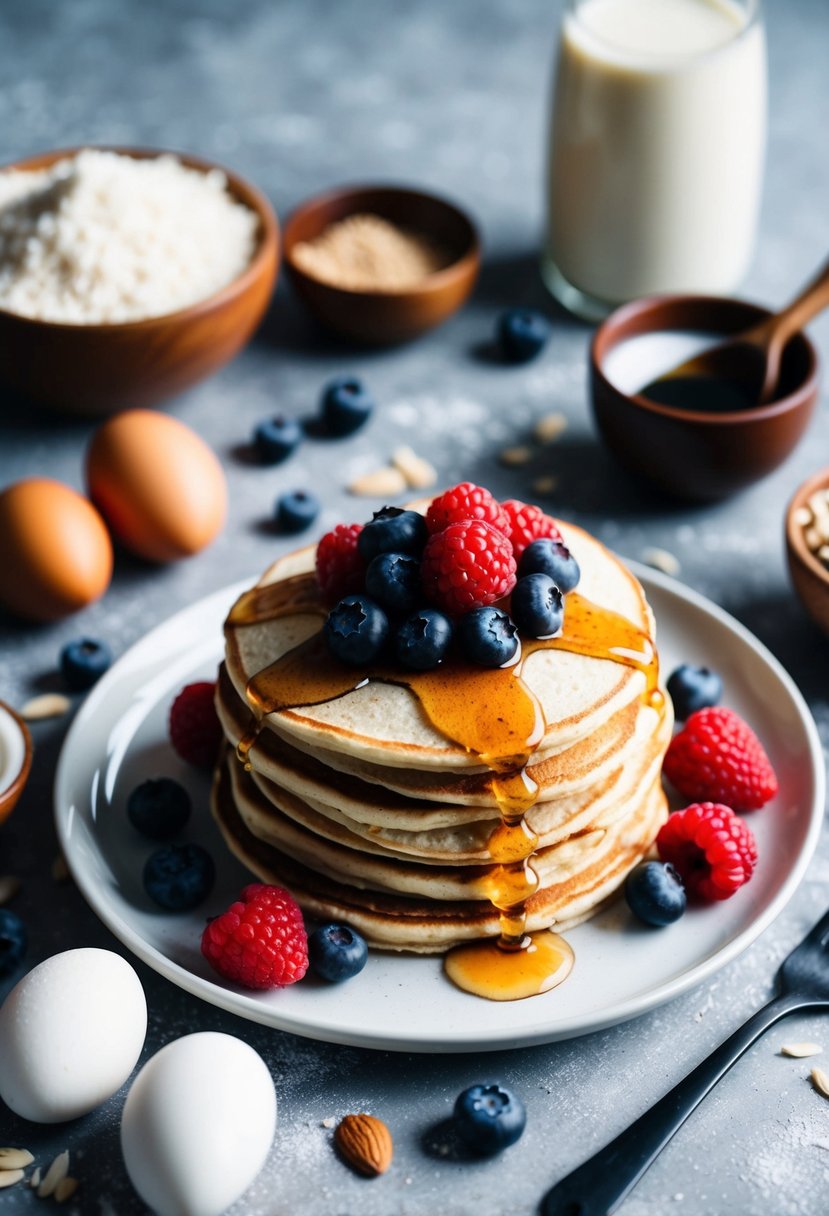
212,520,671,953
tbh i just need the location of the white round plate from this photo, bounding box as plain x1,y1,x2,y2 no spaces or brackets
55,567,824,1053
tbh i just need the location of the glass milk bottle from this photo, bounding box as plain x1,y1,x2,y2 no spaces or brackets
543,0,767,320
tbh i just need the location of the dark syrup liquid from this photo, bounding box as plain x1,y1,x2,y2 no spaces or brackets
641,374,756,413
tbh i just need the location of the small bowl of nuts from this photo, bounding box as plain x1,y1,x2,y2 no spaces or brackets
0,701,32,825
786,467,829,636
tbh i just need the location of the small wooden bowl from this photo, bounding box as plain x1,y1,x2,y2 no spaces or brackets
786,467,829,636
0,701,32,825
0,146,279,416
283,184,480,344
590,295,819,500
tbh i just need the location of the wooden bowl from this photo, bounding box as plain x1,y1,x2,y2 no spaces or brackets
0,701,32,825
590,295,819,500
786,467,829,636
283,184,480,344
0,146,279,416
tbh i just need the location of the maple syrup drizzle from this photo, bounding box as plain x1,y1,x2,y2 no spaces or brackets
230,573,660,1000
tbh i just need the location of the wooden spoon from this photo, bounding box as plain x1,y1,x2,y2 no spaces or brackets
642,255,829,410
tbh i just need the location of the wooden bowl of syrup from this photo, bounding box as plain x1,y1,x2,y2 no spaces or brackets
590,295,819,500
283,184,480,345
0,146,279,417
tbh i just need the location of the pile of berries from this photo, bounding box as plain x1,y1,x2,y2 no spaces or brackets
627,695,777,925
316,483,581,670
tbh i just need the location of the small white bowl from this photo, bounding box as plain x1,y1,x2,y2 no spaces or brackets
0,701,32,823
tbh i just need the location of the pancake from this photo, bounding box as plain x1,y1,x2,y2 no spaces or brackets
216,660,664,812
212,753,669,952
223,521,656,770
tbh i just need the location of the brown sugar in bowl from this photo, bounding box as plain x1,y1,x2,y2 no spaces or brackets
590,294,819,501
786,467,829,637
0,146,279,417
282,184,480,344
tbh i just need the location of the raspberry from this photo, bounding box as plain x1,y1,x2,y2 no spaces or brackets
316,523,366,604
421,519,516,616
168,681,222,769
657,803,758,901
663,706,778,812
501,499,562,560
201,883,308,990
425,482,509,537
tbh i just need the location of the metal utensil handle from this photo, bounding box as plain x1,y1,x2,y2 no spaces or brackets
541,992,810,1216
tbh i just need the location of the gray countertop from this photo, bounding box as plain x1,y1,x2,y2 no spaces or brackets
2,1,829,1213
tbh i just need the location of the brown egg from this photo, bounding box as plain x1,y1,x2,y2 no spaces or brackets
86,410,227,563
0,479,113,621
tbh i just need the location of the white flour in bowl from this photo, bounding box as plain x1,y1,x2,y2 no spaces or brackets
0,148,259,323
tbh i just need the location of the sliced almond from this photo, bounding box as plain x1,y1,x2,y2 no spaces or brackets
805,525,822,551
808,490,829,518
348,467,407,497
30,1167,41,1188
499,445,533,467
810,1067,829,1099
37,1150,69,1198
334,1113,393,1177
20,693,71,721
531,475,558,497
0,1170,24,1189
534,412,568,444
780,1042,823,1058
0,877,21,906
55,1176,79,1203
642,547,681,577
392,446,437,490
0,1148,34,1170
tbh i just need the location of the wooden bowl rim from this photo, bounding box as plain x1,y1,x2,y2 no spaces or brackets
785,466,829,588
282,181,481,301
0,699,33,814
0,144,279,332
591,293,819,426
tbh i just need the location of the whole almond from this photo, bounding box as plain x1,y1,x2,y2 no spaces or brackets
334,1113,393,1177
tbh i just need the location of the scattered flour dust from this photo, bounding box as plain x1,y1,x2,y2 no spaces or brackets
0,148,258,322
737,1114,829,1214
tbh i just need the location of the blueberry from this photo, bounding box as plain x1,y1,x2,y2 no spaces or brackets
127,777,191,841
324,595,389,665
252,414,303,464
275,489,320,533
511,574,563,638
365,552,421,614
395,608,454,670
308,922,368,982
60,638,112,691
454,1083,526,1156
625,861,686,927
321,376,374,437
518,538,580,593
497,308,551,363
667,664,723,721
143,843,215,911
0,909,27,978
357,507,428,560
458,607,518,668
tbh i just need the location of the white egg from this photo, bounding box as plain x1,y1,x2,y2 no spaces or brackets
121,1032,276,1216
0,947,147,1123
